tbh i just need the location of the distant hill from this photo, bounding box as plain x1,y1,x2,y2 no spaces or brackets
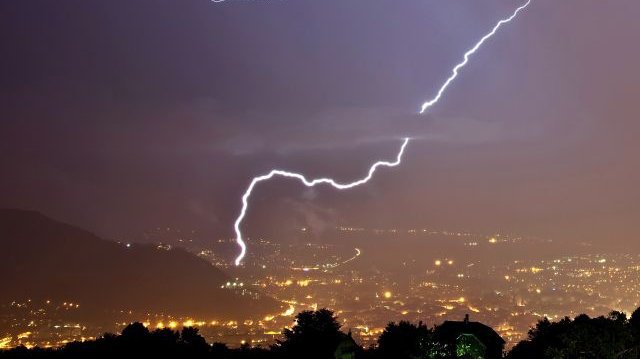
0,209,281,323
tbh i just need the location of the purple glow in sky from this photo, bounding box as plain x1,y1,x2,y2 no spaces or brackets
1,0,639,250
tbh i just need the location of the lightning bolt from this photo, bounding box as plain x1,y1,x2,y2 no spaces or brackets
233,138,409,266
232,0,532,265
420,0,532,114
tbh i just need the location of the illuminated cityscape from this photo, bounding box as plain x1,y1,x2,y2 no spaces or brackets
3,225,638,350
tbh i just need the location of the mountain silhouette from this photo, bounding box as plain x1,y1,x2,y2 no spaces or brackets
0,209,281,324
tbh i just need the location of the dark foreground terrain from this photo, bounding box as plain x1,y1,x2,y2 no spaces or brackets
3,307,640,359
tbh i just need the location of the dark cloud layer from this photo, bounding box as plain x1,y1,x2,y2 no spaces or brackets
1,0,639,249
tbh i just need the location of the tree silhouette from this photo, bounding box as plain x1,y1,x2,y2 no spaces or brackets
179,326,209,356
148,328,180,357
630,307,640,333
275,309,344,359
507,312,635,359
211,342,231,358
376,321,446,359
118,322,150,355
120,322,149,340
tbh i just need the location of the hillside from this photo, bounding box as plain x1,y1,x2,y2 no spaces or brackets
0,209,281,323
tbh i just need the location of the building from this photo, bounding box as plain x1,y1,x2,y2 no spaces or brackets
334,331,358,359
435,314,505,359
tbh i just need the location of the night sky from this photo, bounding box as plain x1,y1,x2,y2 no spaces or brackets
1,0,639,248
